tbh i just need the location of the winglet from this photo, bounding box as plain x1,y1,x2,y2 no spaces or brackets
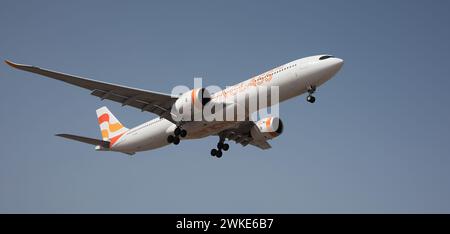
4,60,19,68
4,60,40,72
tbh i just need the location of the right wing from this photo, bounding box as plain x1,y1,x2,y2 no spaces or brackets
5,60,178,122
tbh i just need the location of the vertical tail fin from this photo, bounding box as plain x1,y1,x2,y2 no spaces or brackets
96,107,128,143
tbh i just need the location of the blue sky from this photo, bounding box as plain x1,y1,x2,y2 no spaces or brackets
1,0,450,213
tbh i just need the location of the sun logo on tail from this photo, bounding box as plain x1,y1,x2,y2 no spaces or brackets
96,107,128,146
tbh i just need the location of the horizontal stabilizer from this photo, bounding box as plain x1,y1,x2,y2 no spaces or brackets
56,134,110,148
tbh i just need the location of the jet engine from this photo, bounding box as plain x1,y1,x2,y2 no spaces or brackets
172,88,211,120
251,116,284,140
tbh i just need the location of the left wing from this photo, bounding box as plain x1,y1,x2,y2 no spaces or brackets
5,60,178,122
217,121,272,150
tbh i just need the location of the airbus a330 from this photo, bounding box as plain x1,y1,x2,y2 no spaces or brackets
5,55,343,158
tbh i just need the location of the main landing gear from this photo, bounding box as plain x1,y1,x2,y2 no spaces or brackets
167,126,187,145
306,86,316,103
210,138,229,158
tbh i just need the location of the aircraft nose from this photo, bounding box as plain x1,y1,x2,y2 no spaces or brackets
330,58,344,71
315,57,344,84
321,57,344,77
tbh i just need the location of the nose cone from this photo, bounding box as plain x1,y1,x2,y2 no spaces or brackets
312,57,344,85
322,57,344,79
330,58,344,72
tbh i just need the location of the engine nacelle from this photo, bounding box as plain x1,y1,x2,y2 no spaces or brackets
173,88,211,120
252,117,284,140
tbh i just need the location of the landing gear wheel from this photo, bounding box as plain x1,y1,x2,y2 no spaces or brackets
217,142,224,150
179,129,187,138
222,143,229,151
307,95,316,103
174,127,181,136
216,150,223,158
173,137,180,145
211,149,218,156
306,86,316,103
167,135,174,143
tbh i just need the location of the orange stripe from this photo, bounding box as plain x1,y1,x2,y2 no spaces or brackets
109,122,123,132
266,117,271,130
266,117,277,137
191,89,196,106
101,129,109,139
109,132,125,147
98,113,109,124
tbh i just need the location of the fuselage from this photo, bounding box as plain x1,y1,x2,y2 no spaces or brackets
111,55,344,153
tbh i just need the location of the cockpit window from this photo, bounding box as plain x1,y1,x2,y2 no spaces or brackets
319,55,334,60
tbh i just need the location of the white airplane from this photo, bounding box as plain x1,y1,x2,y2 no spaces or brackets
5,55,343,157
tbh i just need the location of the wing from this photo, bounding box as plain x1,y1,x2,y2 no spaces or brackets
5,60,178,122
217,121,272,150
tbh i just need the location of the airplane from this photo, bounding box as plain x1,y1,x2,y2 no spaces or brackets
5,55,343,158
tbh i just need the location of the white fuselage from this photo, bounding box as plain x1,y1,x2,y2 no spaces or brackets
110,55,344,153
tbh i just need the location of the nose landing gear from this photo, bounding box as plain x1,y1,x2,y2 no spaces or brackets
306,86,316,103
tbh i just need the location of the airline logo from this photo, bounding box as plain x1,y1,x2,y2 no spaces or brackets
96,107,128,147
